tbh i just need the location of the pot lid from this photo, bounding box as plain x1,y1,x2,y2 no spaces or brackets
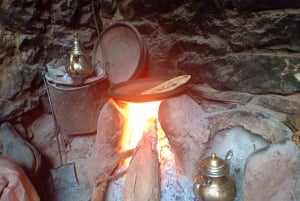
107,76,190,102
45,64,106,86
200,152,229,177
92,21,147,84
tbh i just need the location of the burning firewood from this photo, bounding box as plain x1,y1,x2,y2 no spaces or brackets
91,149,134,201
123,120,161,201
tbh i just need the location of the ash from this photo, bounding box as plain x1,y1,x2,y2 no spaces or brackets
106,127,269,201
106,138,197,201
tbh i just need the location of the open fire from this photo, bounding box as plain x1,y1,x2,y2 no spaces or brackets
104,99,194,201
111,100,173,164
92,94,300,201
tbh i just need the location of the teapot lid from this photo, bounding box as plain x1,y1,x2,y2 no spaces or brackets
200,152,229,177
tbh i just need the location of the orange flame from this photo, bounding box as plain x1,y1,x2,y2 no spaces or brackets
111,99,173,165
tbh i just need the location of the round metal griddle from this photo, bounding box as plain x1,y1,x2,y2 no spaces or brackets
108,77,189,102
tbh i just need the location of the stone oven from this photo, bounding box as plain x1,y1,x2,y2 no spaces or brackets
90,92,300,201
0,1,300,201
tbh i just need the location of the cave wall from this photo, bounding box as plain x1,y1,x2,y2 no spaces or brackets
1,0,300,125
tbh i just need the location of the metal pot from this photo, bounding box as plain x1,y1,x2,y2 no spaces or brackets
193,150,236,201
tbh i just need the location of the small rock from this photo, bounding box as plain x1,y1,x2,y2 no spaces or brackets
28,113,60,168
0,62,24,99
0,122,41,177
100,0,117,19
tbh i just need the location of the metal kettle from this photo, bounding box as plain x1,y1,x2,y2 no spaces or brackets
65,33,94,81
193,150,236,201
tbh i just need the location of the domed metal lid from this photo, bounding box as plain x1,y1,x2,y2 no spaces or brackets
200,152,229,177
92,21,147,85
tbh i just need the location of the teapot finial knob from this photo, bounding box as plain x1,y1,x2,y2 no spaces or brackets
211,152,216,158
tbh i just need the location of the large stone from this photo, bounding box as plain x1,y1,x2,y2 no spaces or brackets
0,62,23,99
118,0,184,18
189,84,300,118
159,94,293,176
255,94,300,114
51,0,78,25
0,62,41,98
208,109,292,143
91,100,122,186
28,113,59,167
158,95,210,176
177,53,300,94
0,122,41,177
242,140,300,201
190,84,254,105
230,0,300,11
168,34,228,58
228,10,300,51
100,0,117,19
0,5,48,33
0,61,43,122
0,97,40,122
203,126,270,201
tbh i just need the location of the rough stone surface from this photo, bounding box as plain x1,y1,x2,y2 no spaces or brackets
203,126,270,201
255,94,300,114
158,95,210,176
208,109,292,143
28,114,59,168
178,53,300,94
0,96,40,122
0,62,24,99
158,94,294,176
190,84,254,105
1,0,300,200
1,0,300,123
0,122,41,177
242,140,300,201
225,10,300,51
92,100,122,186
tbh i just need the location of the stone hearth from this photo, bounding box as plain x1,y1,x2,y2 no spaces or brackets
21,84,300,201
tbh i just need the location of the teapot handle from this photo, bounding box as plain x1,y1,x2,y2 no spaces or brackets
225,150,233,161
193,175,212,198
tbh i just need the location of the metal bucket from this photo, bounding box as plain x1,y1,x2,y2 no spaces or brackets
45,77,109,136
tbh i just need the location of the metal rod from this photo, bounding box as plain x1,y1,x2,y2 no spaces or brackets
91,1,101,38
43,73,64,165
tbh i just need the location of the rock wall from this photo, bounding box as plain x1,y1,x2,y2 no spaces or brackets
1,0,300,125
